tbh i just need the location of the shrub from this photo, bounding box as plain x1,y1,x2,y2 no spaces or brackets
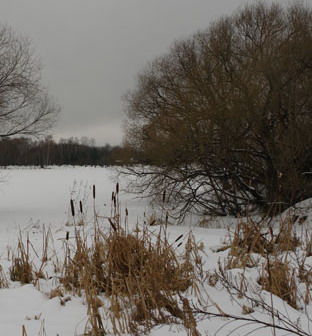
124,1,312,217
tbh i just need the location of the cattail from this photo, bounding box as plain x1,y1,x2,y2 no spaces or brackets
125,208,128,216
162,190,166,203
116,182,119,194
93,184,96,199
108,218,117,232
70,199,75,217
111,191,114,201
150,219,156,226
66,231,69,240
174,234,183,243
79,200,83,214
177,242,183,248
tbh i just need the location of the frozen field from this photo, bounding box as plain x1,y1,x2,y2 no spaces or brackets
0,166,226,335
0,166,311,336
0,166,149,229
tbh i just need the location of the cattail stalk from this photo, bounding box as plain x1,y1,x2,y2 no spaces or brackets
70,199,75,217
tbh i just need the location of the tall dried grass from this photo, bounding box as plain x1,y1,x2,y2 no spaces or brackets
61,225,201,335
10,234,34,284
60,184,202,335
223,213,310,311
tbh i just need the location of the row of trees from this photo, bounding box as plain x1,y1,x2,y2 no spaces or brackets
124,2,312,217
0,136,133,166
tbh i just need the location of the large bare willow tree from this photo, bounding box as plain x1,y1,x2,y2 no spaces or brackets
124,2,312,218
0,25,59,138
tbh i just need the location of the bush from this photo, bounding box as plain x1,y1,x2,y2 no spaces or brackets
124,1,312,217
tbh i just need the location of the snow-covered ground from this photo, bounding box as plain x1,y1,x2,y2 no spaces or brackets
0,166,151,335
0,166,150,228
0,166,311,336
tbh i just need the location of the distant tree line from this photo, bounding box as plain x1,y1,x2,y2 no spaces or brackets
0,136,135,167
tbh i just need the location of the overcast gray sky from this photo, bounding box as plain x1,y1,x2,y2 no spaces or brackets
1,0,270,146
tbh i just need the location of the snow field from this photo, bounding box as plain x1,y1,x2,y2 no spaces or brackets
0,166,312,335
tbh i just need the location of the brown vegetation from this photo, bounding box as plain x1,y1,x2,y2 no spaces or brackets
124,2,312,218
61,222,201,335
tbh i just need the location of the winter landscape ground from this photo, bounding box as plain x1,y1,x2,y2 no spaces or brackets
0,166,312,336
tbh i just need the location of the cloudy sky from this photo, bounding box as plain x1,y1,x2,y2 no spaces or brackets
1,0,267,146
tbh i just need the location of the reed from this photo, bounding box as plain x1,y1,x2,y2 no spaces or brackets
10,234,34,284
60,184,201,335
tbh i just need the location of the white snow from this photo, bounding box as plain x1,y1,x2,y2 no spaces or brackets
0,166,311,336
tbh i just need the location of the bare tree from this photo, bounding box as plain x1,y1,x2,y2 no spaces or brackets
0,24,59,138
124,2,312,218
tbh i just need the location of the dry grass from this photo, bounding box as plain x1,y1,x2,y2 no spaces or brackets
9,228,55,287
48,287,64,299
230,221,272,256
9,234,34,284
4,184,201,335
222,213,311,310
6,182,310,335
59,184,202,335
0,265,9,288
275,216,300,252
60,223,200,335
259,259,298,309
228,215,300,258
